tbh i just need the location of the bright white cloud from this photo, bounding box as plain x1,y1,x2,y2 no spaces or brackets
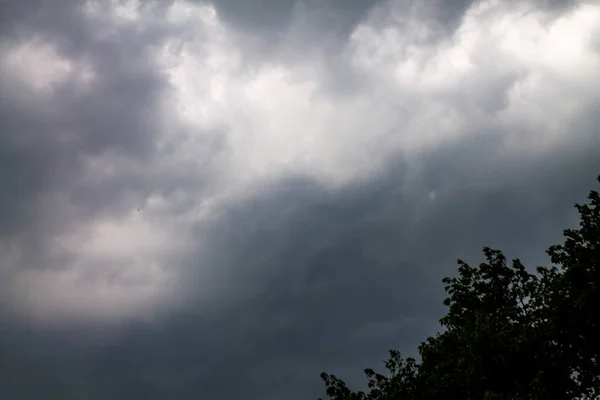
1,210,186,326
1,37,95,97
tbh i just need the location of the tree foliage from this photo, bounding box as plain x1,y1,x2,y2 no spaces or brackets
318,175,600,400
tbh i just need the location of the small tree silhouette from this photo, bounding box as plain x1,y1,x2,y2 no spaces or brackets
318,175,600,400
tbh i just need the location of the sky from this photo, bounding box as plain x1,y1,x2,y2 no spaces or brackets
0,0,599,398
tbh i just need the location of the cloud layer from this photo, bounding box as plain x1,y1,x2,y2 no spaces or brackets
1,0,599,398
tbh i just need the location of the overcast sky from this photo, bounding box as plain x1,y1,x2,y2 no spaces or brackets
0,0,599,398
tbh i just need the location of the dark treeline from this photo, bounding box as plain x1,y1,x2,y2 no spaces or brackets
317,175,600,400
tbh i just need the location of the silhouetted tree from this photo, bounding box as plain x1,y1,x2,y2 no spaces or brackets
318,175,600,400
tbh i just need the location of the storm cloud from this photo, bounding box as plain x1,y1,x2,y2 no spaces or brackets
0,0,599,399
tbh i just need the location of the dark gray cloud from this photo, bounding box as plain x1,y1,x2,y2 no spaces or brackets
2,130,598,399
208,0,381,40
1,0,599,399
0,0,170,234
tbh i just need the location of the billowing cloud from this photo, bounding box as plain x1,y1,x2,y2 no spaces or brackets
0,0,599,399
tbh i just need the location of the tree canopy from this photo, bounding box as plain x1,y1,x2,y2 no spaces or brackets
318,175,600,400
